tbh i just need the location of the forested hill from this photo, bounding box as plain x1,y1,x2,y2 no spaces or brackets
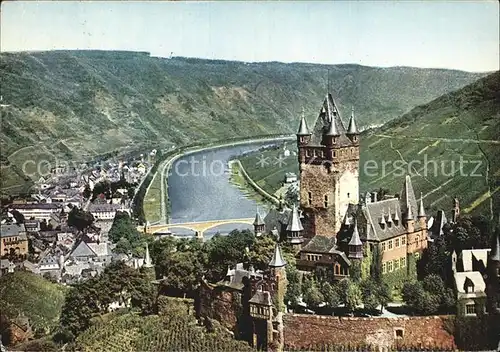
0,50,487,193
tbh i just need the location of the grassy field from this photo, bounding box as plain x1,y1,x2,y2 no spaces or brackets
239,72,500,217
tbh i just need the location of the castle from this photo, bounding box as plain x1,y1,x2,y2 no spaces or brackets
263,93,428,281
197,93,500,351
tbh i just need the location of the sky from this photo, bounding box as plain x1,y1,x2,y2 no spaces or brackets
1,1,498,72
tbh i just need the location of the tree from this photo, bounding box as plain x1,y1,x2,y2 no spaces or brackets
285,265,301,307
320,281,340,308
248,235,276,270
302,278,324,308
344,281,362,312
402,276,455,315
158,251,204,298
82,185,91,199
10,210,24,224
370,245,383,282
67,207,94,232
108,211,145,256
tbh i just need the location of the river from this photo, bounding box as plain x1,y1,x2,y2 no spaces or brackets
166,141,281,237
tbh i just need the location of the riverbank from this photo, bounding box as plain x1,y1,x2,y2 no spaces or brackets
141,134,294,225
228,160,279,206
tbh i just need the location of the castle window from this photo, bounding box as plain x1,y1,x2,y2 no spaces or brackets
324,195,328,208
400,256,406,268
394,258,400,270
414,252,420,260
353,136,358,142
415,235,420,246
395,238,400,248
333,151,337,158
382,262,387,274
306,149,311,157
388,260,393,272
347,193,350,199
388,240,393,250
465,303,476,315
308,192,312,206
335,264,340,275
381,242,386,252
395,328,404,339
401,236,406,246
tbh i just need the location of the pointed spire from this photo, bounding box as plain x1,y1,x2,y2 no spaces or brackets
386,208,393,223
491,234,500,262
379,209,386,226
418,193,426,218
253,208,265,226
343,213,351,226
405,201,414,221
393,208,400,222
144,242,153,268
269,243,287,267
347,107,359,135
348,220,363,246
286,204,304,232
297,107,311,136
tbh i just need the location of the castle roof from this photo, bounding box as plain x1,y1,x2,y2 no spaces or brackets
296,112,311,136
418,193,426,218
309,93,353,147
347,107,359,134
286,205,303,232
301,235,351,266
253,210,265,226
348,220,363,246
491,234,500,261
249,291,272,306
400,175,418,221
269,243,287,268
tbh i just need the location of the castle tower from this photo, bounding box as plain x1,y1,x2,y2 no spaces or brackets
297,94,360,238
400,175,417,233
348,220,363,260
253,209,265,237
285,204,304,250
268,243,287,351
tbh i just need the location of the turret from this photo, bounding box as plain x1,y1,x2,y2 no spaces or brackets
417,193,427,228
323,98,340,147
253,208,265,236
286,205,304,250
269,243,287,268
346,107,359,145
491,234,500,262
405,200,415,233
348,220,363,259
296,108,311,146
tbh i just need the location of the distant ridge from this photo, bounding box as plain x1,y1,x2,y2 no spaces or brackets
0,50,487,194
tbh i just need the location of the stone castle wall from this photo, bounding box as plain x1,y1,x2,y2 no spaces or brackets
283,314,455,350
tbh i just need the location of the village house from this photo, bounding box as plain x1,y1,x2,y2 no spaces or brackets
9,203,63,222
0,224,28,258
88,203,124,220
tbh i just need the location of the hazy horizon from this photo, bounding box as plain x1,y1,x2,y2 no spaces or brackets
1,1,499,73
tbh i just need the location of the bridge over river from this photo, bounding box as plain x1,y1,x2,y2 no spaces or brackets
141,217,254,239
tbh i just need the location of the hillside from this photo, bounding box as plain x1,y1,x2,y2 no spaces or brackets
240,71,500,216
75,311,254,352
0,271,67,335
0,50,487,194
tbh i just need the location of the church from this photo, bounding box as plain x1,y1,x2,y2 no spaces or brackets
258,93,429,280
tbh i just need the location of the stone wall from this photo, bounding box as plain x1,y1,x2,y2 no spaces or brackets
196,280,241,333
283,314,456,350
